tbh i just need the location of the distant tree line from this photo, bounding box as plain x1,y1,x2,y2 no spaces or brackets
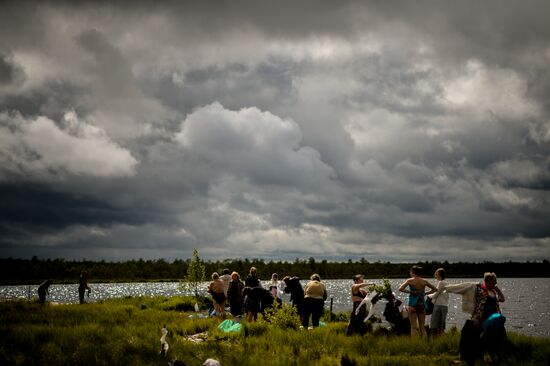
0,256,548,285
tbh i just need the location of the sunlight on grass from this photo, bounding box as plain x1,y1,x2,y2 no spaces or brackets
1,297,549,365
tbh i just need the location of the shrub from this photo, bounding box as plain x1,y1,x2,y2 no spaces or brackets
262,302,301,330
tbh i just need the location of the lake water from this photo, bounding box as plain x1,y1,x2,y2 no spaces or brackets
1,278,548,338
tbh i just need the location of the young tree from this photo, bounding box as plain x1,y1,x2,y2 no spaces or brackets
181,248,206,298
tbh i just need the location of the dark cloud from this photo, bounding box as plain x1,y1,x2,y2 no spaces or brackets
0,183,152,230
0,1,549,261
0,50,25,86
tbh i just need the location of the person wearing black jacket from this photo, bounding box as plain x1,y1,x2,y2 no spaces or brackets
244,267,260,288
283,276,304,320
227,271,245,316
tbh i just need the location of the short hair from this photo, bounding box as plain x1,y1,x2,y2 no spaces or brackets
410,266,423,275
282,276,290,283
435,268,446,279
353,274,364,282
250,267,257,274
484,272,497,283
231,271,240,280
310,273,321,281
223,268,230,275
212,272,219,280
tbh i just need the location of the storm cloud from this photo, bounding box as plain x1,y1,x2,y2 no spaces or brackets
0,0,549,261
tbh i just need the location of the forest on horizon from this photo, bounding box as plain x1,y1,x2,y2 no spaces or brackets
1,256,548,285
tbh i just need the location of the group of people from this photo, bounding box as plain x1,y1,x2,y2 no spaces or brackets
207,267,328,328
36,271,91,305
346,266,507,362
399,266,505,341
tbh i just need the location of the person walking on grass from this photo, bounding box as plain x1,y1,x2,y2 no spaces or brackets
428,268,449,336
399,265,437,337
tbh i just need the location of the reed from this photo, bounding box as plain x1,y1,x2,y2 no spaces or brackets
1,297,548,365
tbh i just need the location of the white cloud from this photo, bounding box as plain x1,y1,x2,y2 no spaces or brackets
444,59,540,120
490,158,550,186
0,110,138,179
176,102,335,187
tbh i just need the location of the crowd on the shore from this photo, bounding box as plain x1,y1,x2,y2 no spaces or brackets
207,265,507,364
207,267,328,329
35,265,507,364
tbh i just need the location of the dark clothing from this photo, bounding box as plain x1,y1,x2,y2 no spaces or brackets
346,300,368,336
244,286,263,314
284,277,304,317
227,280,245,316
244,286,275,315
78,274,90,304
210,290,226,305
383,298,410,335
303,297,324,328
245,274,260,288
461,283,507,365
460,319,482,365
37,281,51,305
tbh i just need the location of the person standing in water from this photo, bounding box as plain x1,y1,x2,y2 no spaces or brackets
38,279,53,305
78,271,91,304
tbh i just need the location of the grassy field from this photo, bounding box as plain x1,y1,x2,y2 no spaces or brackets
1,297,549,366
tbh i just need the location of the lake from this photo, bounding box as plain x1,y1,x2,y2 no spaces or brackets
1,278,548,338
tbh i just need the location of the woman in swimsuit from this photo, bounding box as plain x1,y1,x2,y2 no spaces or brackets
208,272,226,317
346,274,375,336
399,266,437,337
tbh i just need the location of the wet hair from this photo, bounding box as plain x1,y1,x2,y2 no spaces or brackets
231,271,240,280
410,266,423,275
435,268,446,279
310,274,321,281
223,268,230,275
484,272,497,283
212,272,219,280
353,274,364,283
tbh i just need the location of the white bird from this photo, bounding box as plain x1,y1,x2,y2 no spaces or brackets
160,327,169,356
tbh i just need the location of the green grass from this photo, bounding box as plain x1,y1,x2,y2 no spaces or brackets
1,297,549,365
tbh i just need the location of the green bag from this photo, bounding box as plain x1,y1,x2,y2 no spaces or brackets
217,319,242,333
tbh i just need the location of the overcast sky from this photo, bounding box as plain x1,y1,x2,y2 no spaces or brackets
1,0,549,262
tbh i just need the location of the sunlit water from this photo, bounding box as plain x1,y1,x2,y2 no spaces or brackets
1,278,548,338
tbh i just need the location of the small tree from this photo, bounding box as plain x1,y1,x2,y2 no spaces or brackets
181,248,206,299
